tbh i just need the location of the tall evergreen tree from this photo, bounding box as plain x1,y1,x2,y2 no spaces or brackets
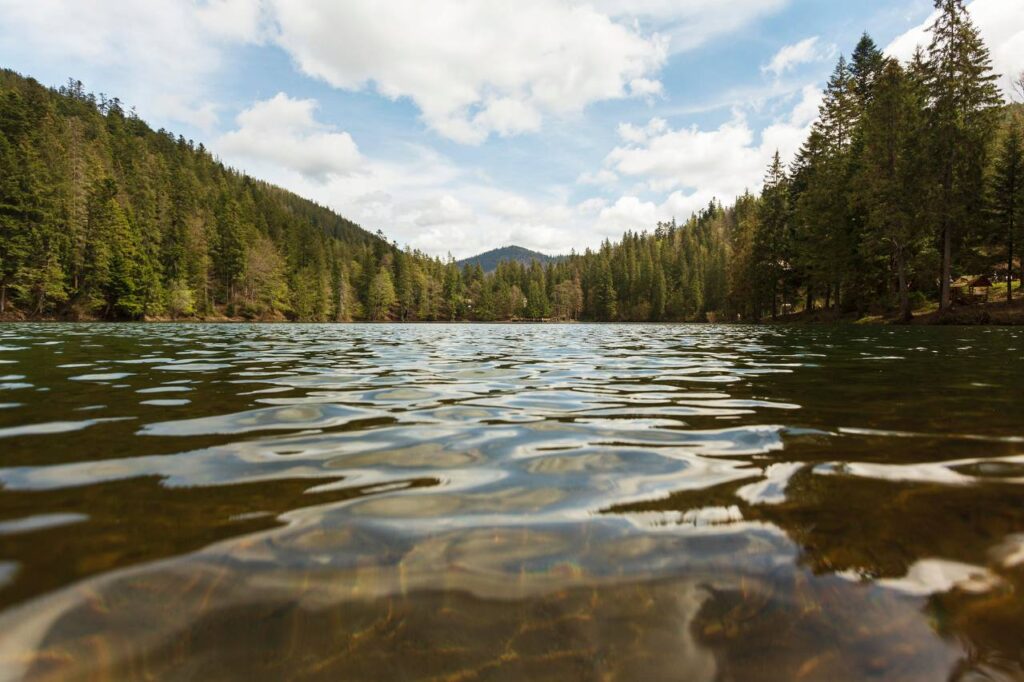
924,0,1002,309
857,59,929,321
755,152,790,319
988,115,1024,301
368,267,397,321
850,34,886,110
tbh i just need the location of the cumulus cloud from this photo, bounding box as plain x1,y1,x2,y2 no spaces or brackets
267,0,667,144
0,0,794,142
217,93,362,181
589,84,821,234
409,196,475,227
617,118,669,144
210,105,583,257
209,80,825,258
493,196,535,218
762,37,834,77
0,0,259,130
886,0,1024,96
0,0,813,256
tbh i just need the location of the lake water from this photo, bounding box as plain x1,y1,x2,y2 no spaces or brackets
0,323,1022,681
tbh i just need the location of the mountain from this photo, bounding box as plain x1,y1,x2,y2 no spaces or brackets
456,245,563,273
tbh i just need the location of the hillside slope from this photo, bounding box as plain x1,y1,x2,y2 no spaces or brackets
0,70,406,321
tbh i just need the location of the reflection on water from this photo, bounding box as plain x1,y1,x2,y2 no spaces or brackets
0,323,1021,680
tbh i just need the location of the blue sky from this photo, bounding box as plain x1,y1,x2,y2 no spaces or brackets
1,0,1021,258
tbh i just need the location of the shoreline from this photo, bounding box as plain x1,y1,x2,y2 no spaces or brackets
2,303,1021,326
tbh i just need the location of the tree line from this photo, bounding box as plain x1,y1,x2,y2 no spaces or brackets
1,0,1021,323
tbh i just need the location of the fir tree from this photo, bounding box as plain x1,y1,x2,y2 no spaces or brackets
988,115,1024,301
924,0,1002,309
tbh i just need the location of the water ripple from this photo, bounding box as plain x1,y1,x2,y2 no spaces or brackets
0,322,1022,680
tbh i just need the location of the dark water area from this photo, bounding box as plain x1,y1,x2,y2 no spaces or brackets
0,322,1022,681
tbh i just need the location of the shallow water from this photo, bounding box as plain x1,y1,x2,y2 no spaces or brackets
0,322,1022,681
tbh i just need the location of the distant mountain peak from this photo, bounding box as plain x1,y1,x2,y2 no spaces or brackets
456,245,563,273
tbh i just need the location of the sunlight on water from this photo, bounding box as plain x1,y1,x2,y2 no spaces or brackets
0,323,1021,681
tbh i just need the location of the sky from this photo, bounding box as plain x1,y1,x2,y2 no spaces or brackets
1,1,1022,259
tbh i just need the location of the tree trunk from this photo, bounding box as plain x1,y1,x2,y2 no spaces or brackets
1008,220,1014,303
0,284,6,314
896,248,911,323
940,221,952,309
806,285,814,313
824,285,831,311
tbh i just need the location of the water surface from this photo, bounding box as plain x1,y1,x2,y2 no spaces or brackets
0,323,1022,681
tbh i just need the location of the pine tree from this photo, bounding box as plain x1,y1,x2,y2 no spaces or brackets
213,194,246,306
651,268,667,321
924,0,1002,309
755,152,790,319
988,116,1024,302
795,56,859,311
596,262,617,321
0,90,36,313
850,34,886,111
368,267,397,320
857,59,929,321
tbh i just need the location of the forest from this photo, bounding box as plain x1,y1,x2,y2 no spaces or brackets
0,0,1021,324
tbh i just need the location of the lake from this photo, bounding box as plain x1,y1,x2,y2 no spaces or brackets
0,323,1021,681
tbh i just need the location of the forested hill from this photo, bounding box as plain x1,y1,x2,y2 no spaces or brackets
456,246,562,273
0,69,412,320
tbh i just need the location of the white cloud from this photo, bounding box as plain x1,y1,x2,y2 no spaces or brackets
217,93,362,181
629,78,665,98
605,85,819,196
409,195,475,227
607,117,760,194
0,0,258,131
0,0,795,144
762,36,834,77
593,190,722,235
587,84,821,235
493,196,534,218
0,0,813,257
617,117,669,144
260,0,789,143
578,197,609,214
208,78,825,259
886,0,1024,96
210,102,583,257
267,0,667,144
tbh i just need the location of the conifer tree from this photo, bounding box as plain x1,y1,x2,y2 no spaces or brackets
755,152,790,319
924,0,1002,309
988,116,1024,301
857,59,929,320
850,34,886,110
368,267,397,320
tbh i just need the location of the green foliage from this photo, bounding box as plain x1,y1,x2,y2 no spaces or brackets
923,0,1002,308
368,268,398,320
0,69,398,320
987,113,1024,301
